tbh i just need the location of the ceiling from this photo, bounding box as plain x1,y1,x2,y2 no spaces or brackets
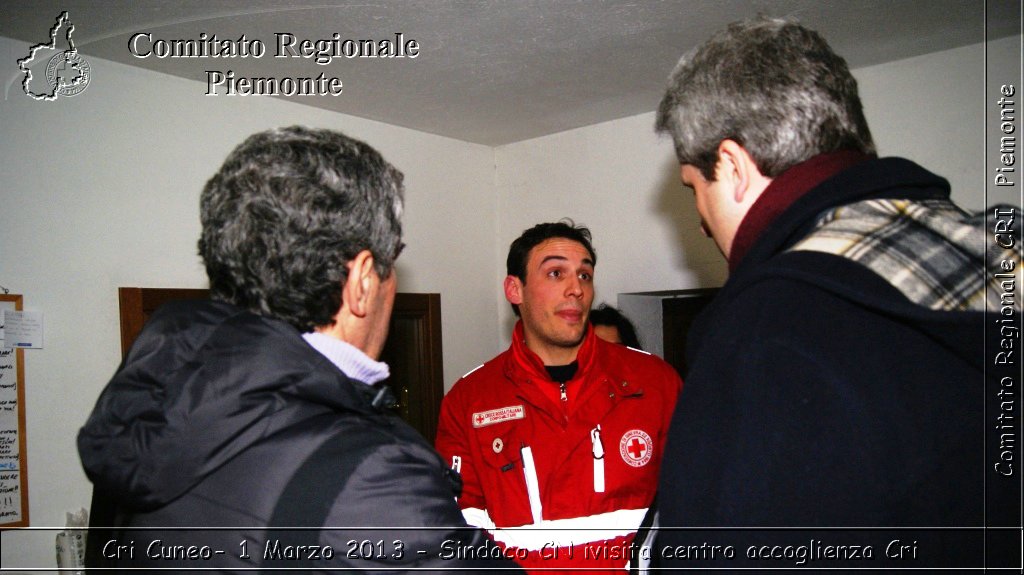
2,1,1018,146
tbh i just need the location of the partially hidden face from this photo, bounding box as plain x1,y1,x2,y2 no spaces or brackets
592,324,622,345
681,163,726,256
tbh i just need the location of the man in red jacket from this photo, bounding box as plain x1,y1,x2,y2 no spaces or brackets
436,220,682,573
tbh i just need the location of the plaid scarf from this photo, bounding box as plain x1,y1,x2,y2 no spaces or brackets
790,198,1020,312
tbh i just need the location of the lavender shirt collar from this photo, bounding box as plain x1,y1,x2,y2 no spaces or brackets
302,332,390,385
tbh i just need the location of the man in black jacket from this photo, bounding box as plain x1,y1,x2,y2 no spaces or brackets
78,127,519,573
653,18,1021,571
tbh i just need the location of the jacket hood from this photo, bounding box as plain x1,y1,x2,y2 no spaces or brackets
739,157,953,270
78,300,375,511
710,157,1019,371
730,250,991,369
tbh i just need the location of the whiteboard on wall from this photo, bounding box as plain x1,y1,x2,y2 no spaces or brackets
0,294,29,528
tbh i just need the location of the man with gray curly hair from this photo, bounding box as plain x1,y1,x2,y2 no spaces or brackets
79,127,520,573
654,18,1020,569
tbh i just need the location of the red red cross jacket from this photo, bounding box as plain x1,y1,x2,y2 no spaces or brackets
436,322,682,573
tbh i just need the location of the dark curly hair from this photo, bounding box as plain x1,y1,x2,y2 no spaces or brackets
506,219,597,282
198,126,404,332
589,303,642,350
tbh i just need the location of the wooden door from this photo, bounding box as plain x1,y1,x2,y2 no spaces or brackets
117,288,444,440
117,287,210,355
378,293,443,443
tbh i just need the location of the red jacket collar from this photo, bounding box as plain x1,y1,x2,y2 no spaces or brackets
505,320,598,384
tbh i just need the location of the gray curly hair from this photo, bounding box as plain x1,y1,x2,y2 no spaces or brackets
656,17,875,180
199,126,404,331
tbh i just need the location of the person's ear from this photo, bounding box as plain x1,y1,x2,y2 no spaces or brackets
717,139,759,203
504,275,523,306
344,250,377,319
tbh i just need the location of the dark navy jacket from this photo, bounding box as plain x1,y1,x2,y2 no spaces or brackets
656,158,1017,570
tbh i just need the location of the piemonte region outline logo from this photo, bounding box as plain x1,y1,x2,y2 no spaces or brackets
17,11,91,100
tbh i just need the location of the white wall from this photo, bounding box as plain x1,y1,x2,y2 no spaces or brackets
857,34,1021,209
0,35,498,570
1,31,1018,570
493,113,728,346
492,34,1021,347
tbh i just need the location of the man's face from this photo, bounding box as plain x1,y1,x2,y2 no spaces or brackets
681,163,732,258
506,238,595,362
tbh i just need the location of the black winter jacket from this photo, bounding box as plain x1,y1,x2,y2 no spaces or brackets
79,300,518,573
656,158,1020,570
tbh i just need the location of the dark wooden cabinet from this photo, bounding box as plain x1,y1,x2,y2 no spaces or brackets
619,288,718,377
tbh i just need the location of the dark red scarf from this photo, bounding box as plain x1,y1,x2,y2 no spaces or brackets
729,150,872,272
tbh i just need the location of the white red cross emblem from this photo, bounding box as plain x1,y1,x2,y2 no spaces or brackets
619,429,653,467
